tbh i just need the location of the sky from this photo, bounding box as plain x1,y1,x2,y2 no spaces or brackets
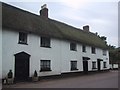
1,0,119,47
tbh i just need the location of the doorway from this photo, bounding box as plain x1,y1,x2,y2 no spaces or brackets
14,52,30,81
82,57,90,74
83,60,88,74
97,59,103,71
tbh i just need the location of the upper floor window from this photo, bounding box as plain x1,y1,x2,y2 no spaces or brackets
70,43,77,51
18,32,27,45
92,62,97,69
41,37,51,48
103,50,107,56
40,60,51,72
103,62,107,68
91,47,96,54
82,45,86,52
71,61,78,70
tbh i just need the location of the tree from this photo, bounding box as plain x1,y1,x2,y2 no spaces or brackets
108,46,120,65
100,36,107,44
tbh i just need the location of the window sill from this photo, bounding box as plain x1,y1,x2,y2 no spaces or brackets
18,42,28,45
40,70,52,72
40,46,51,48
71,69,78,71
70,50,77,51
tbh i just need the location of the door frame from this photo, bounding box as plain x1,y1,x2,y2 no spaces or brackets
97,59,103,71
14,51,30,81
83,60,88,73
82,57,90,74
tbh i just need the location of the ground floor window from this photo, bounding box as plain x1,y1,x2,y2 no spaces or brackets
71,61,78,70
40,60,51,72
103,62,107,68
92,62,97,69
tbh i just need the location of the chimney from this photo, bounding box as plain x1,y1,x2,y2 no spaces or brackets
40,4,48,19
83,25,89,32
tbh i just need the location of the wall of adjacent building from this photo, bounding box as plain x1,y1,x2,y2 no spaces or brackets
60,40,109,73
2,29,109,78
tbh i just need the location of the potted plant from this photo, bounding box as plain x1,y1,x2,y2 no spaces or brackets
32,70,38,82
7,70,14,84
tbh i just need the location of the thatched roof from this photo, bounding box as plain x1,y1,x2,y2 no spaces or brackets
2,2,108,49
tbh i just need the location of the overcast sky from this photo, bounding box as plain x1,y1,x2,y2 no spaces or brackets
1,0,119,47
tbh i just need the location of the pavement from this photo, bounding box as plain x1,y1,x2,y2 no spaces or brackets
2,70,118,88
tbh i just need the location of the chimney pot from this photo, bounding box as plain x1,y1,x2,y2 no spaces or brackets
83,25,89,32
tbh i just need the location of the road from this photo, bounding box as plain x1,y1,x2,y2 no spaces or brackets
3,70,118,88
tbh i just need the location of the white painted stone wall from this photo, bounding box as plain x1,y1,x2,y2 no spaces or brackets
2,29,62,78
61,41,109,72
2,29,110,78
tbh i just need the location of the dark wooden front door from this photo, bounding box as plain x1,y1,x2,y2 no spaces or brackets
83,60,88,74
15,52,30,81
97,60,101,71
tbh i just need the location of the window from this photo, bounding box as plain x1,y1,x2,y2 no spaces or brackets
103,50,107,56
70,43,77,51
71,61,78,70
82,45,86,52
41,37,51,48
91,47,96,54
18,32,27,44
40,60,51,71
92,62,97,69
103,62,107,68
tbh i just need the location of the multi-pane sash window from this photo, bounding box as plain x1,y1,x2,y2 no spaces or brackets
41,37,51,48
103,50,107,56
71,61,78,70
91,47,96,54
40,60,51,71
103,62,107,68
18,32,27,44
92,62,97,69
70,43,77,51
82,45,86,52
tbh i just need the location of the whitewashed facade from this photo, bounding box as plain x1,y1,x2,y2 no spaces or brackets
2,29,109,78
2,3,109,81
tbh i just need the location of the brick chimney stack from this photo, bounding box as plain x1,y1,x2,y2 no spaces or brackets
40,4,48,19
83,25,89,32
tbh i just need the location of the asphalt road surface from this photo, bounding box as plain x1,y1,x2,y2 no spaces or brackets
3,70,118,88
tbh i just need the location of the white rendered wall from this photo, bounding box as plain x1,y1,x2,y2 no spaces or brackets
2,29,110,78
61,41,109,73
2,29,61,78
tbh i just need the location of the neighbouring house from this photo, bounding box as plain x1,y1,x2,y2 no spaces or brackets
109,64,118,70
2,2,109,82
